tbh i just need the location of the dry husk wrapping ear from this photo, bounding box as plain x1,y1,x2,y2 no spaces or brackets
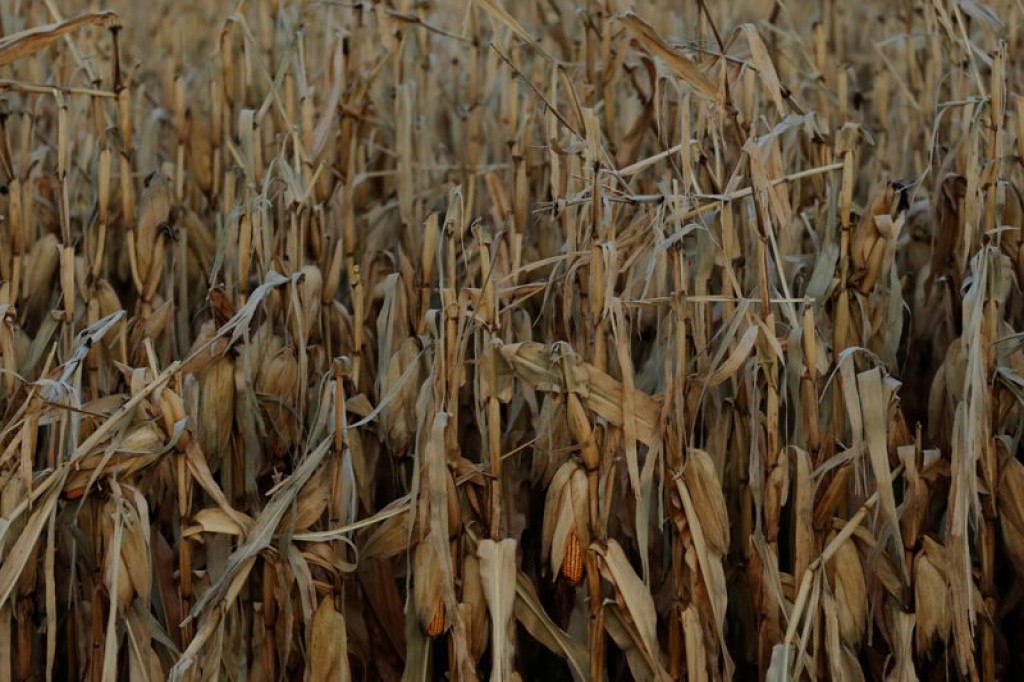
292,464,331,531
235,322,278,384
413,539,448,636
188,114,214,195
181,319,230,375
850,181,902,292
132,296,174,350
255,346,300,457
93,278,126,358
99,496,133,612
681,448,730,556
325,300,355,354
120,485,153,607
22,233,59,316
998,455,1024,572
196,355,235,472
134,170,173,290
379,336,423,456
460,552,490,662
825,534,867,649
850,182,894,268
914,537,952,655
12,326,29,372
182,208,216,285
102,483,152,613
411,411,456,642
541,460,589,580
531,394,572,484
309,596,353,682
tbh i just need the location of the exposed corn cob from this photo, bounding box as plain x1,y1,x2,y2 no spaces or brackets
561,527,584,586
426,598,446,638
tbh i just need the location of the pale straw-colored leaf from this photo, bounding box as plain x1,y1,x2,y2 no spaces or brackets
478,538,518,682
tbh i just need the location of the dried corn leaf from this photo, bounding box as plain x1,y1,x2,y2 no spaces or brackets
617,12,716,99
857,368,906,576
500,342,660,444
513,570,588,678
479,538,517,682
0,11,119,67
594,540,670,679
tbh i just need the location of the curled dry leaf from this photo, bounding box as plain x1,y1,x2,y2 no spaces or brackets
0,11,120,66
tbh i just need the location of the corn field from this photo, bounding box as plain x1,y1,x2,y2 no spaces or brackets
3,0,1024,679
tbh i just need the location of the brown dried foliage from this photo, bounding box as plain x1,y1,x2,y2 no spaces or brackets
3,1,1024,680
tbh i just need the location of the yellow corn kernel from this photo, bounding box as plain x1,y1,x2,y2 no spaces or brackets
427,598,445,637
561,529,584,586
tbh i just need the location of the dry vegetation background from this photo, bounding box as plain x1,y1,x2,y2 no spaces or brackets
3,0,1024,679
